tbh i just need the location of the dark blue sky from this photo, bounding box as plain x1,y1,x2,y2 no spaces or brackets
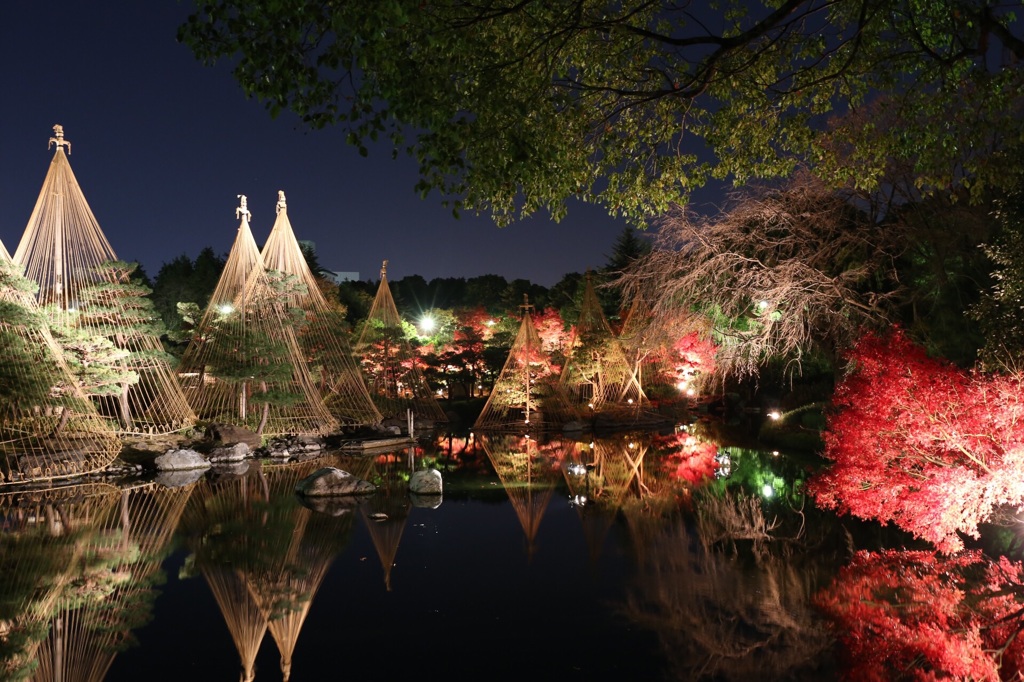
0,0,668,286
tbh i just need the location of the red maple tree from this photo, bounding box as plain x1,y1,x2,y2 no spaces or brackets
665,332,718,393
809,328,1024,552
816,549,1024,681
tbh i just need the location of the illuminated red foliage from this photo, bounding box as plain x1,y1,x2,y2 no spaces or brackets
670,332,718,378
809,328,1024,552
534,308,569,354
456,306,498,342
658,431,719,484
816,549,1024,681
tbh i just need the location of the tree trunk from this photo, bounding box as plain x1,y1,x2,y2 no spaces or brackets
256,380,269,437
118,382,133,430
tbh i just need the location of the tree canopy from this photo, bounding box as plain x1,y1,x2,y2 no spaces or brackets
180,1,1024,225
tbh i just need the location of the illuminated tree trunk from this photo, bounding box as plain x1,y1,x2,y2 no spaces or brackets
239,381,248,421
257,380,269,437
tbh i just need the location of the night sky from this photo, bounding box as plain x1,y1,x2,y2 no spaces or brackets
0,0,653,287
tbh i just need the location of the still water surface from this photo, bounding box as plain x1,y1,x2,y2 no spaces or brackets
2,428,874,681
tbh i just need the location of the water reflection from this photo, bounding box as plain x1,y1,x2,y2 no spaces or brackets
477,433,563,559
0,481,193,680
4,426,1012,679
178,458,362,681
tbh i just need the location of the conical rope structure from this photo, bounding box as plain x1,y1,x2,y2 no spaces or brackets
474,296,579,431
0,484,122,680
176,196,337,437
28,481,196,682
0,245,121,483
12,126,195,435
478,433,561,562
244,457,359,681
179,466,272,682
616,295,659,402
354,261,447,423
260,191,382,428
559,273,649,417
360,451,414,592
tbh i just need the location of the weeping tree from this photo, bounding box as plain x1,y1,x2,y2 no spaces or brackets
619,172,904,383
622,159,1002,384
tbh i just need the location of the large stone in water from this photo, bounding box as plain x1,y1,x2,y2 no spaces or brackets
295,467,376,497
208,442,249,463
155,448,211,471
409,469,443,495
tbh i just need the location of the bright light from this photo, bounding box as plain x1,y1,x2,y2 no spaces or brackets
676,381,688,392
218,304,234,315
485,319,496,327
768,410,782,421
762,484,774,498
627,398,634,405
420,315,435,333
686,388,696,397
772,450,780,457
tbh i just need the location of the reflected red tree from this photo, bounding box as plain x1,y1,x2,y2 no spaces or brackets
809,328,1024,552
657,431,719,486
816,549,1024,681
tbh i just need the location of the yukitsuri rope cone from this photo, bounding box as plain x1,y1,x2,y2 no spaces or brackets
474,296,579,431
28,481,196,682
0,242,121,483
179,468,270,682
176,196,337,437
360,452,413,592
478,433,561,562
244,458,360,681
559,272,647,417
354,261,447,424
0,484,124,679
260,191,381,428
12,125,195,435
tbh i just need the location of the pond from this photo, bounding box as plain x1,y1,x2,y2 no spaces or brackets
0,424,978,681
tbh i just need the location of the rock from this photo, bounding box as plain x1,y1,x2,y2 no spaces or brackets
297,494,367,516
295,467,376,497
261,434,324,459
209,461,250,480
205,424,262,449
410,493,442,509
155,468,207,488
409,469,442,495
154,449,211,471
208,442,249,463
